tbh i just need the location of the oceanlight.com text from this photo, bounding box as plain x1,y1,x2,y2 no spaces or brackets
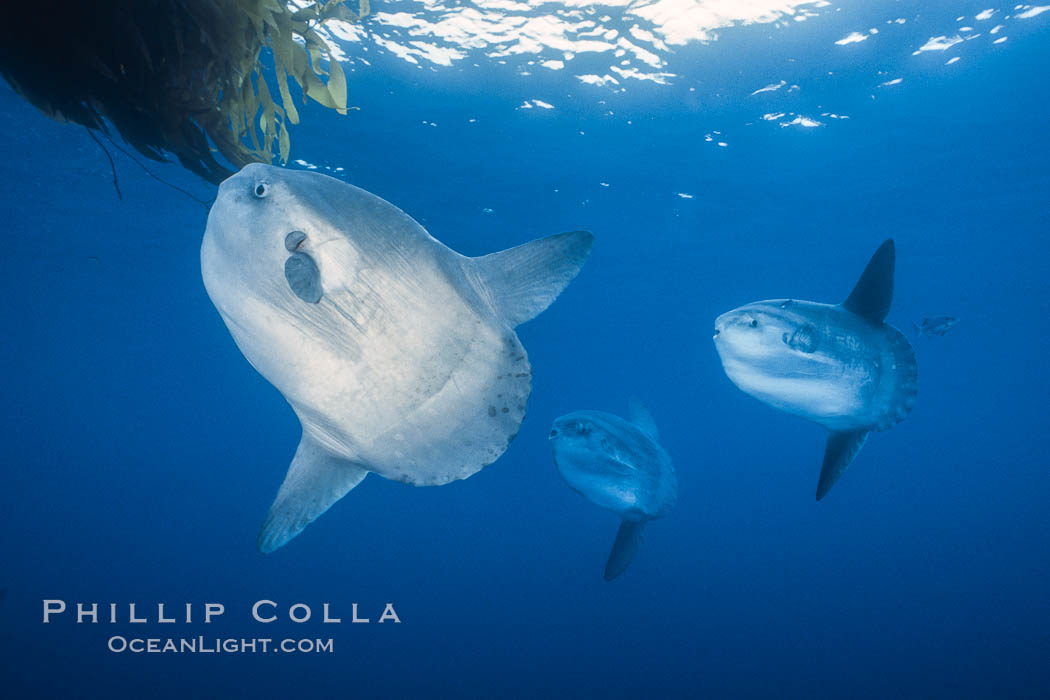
107,636,334,654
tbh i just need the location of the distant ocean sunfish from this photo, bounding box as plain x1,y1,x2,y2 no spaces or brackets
201,163,594,552
914,315,959,337
550,404,677,581
713,239,917,499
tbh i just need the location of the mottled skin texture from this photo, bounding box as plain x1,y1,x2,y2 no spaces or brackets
714,299,916,433
550,411,676,521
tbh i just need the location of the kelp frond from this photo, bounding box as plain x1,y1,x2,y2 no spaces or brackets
0,1,368,184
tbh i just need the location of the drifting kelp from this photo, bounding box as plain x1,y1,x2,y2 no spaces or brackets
0,0,368,184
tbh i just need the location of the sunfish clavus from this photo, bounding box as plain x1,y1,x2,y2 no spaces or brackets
201,164,594,552
550,403,677,580
712,239,917,499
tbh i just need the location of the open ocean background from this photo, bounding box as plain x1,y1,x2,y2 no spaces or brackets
1,1,1048,697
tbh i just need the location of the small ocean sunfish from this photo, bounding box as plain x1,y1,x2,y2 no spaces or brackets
550,403,677,581
914,316,959,337
713,239,918,500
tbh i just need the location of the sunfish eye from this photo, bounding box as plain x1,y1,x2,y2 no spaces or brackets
749,319,759,328
254,182,268,198
284,230,307,252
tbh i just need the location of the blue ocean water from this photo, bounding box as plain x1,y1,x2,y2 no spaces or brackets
1,1,1048,697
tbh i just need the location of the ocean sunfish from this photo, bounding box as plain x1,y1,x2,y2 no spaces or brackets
712,239,917,500
914,315,959,337
201,163,594,552
550,403,677,581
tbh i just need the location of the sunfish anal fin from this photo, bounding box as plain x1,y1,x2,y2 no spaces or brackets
257,435,368,553
842,238,894,323
604,519,647,581
816,430,869,501
472,230,594,327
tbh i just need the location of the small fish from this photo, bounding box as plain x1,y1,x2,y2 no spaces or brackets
201,164,594,552
713,239,917,500
913,316,959,337
550,402,677,581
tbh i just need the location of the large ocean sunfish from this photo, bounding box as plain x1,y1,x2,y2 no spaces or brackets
712,240,917,499
201,163,594,552
550,403,677,580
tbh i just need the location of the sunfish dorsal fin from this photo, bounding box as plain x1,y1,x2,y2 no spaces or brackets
816,430,869,500
471,230,594,327
257,435,368,553
842,239,895,323
605,519,647,581
628,399,660,441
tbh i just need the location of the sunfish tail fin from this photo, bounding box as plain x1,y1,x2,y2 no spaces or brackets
842,238,895,323
257,435,368,553
816,430,869,500
472,230,594,327
604,519,646,581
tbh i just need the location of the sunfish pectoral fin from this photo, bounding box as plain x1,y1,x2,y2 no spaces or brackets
842,238,894,323
471,230,594,327
604,518,647,581
257,435,368,553
284,252,323,304
816,430,869,501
